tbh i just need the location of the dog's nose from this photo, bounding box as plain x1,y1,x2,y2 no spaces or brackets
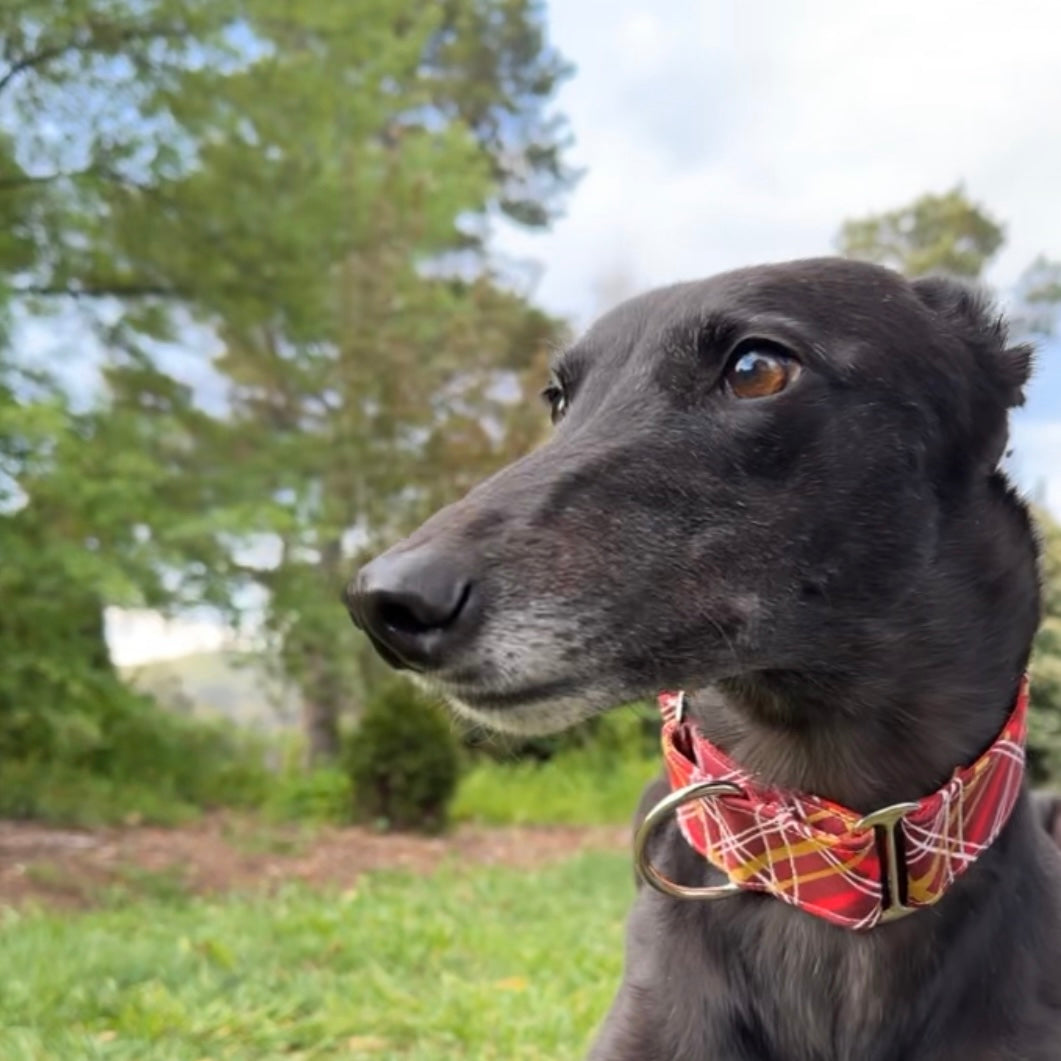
345,547,476,671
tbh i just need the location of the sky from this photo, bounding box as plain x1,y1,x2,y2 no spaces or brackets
109,0,1061,664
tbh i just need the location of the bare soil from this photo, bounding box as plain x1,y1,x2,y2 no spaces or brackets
0,816,629,910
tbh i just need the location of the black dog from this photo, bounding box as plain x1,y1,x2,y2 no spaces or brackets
347,258,1061,1059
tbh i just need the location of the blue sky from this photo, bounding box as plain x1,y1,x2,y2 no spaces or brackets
112,0,1061,662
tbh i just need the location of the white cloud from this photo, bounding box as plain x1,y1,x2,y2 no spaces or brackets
498,0,1061,327
614,11,672,74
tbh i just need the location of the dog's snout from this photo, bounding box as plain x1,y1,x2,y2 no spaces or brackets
346,547,477,671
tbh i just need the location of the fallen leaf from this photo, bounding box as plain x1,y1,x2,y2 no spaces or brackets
346,1035,390,1051
494,976,528,991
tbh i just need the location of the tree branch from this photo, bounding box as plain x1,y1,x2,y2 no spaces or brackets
0,39,75,96
0,162,126,191
0,22,192,99
17,282,183,300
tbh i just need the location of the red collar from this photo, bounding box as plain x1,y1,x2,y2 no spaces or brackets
651,677,1029,930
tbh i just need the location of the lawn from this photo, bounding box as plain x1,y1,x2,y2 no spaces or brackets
0,851,633,1060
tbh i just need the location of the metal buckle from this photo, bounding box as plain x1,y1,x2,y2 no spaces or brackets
852,801,920,923
634,779,744,901
636,782,922,919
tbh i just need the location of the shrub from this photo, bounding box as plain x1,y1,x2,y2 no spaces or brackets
345,680,460,833
0,760,201,827
264,766,352,825
1030,510,1061,784
0,670,270,827
0,550,271,824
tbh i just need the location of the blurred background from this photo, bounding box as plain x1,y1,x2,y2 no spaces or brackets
2,2,1061,1058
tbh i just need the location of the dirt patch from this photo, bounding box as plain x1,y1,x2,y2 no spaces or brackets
0,816,629,910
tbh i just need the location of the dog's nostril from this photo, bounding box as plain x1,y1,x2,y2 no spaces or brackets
376,582,470,636
378,598,431,635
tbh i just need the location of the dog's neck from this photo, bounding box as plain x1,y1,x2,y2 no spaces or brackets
689,480,1041,813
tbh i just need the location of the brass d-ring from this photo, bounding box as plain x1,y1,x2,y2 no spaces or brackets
634,779,744,901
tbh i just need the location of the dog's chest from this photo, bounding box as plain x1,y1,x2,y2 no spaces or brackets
631,893,1061,1061
721,908,892,1059
634,893,926,1061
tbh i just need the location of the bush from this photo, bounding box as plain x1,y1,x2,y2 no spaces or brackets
1030,509,1061,783
0,673,271,827
0,761,202,827
264,766,352,825
346,680,460,833
0,551,271,824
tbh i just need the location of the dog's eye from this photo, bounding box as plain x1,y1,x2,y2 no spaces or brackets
541,382,568,424
724,344,800,400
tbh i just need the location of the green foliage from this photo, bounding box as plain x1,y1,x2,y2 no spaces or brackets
453,712,660,827
0,489,269,824
0,717,268,828
837,186,1006,278
346,681,461,833
836,186,1060,333
1029,511,1061,782
262,766,352,826
0,853,628,1059
0,763,197,828
0,0,576,773
184,1,574,761
0,454,271,828
0,544,269,829
1017,256,1061,336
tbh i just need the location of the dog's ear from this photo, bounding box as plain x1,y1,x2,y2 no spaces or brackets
911,276,1035,474
911,275,1034,410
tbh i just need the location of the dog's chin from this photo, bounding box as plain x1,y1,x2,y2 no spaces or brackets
410,674,615,736
445,695,594,736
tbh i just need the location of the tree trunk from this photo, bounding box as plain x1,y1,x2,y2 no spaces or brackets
301,661,342,766
300,538,346,766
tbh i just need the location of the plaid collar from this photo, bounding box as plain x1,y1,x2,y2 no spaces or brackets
655,677,1029,930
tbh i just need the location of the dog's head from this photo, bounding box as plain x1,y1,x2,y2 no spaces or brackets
346,258,1035,736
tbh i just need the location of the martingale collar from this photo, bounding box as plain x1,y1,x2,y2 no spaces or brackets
634,677,1029,930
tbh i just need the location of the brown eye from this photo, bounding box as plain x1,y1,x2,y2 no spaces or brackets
724,345,800,400
541,382,568,423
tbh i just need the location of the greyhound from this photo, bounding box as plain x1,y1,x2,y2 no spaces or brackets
347,258,1061,1059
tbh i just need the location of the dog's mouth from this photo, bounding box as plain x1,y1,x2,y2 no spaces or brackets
442,675,581,710
404,656,619,735
360,628,409,672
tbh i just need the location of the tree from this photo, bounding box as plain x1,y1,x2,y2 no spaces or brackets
1028,512,1061,782
0,1,575,766
836,186,1060,337
836,190,1061,777
199,5,571,761
837,186,1005,278
0,2,256,748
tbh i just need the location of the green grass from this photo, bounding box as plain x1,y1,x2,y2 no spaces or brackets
452,750,659,826
0,852,632,1060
